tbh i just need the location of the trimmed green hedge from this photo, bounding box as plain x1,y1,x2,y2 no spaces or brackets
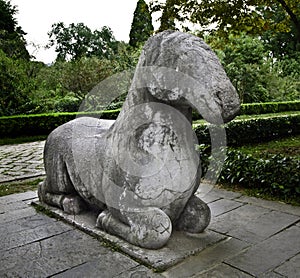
240,100,300,115
0,106,299,143
192,100,300,120
194,113,300,146
0,110,120,137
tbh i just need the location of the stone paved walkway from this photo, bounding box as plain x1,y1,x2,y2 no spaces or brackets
0,141,299,277
0,141,45,183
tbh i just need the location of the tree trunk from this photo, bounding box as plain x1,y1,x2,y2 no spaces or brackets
276,0,300,43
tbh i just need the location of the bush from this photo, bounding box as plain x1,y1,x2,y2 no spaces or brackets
53,96,81,112
199,145,300,198
220,149,300,197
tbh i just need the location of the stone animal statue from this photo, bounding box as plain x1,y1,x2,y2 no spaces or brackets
38,30,240,249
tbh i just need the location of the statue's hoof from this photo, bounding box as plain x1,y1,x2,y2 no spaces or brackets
175,196,211,233
62,195,86,214
96,210,111,230
131,207,172,249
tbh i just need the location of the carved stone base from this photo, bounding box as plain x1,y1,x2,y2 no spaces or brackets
32,201,226,271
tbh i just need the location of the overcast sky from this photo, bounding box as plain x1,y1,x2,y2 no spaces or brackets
10,0,158,64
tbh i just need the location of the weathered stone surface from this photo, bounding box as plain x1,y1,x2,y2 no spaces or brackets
114,266,164,278
51,253,138,278
209,203,271,234
225,226,300,276
161,237,249,278
0,220,72,251
0,200,28,213
0,229,136,277
0,213,56,234
208,199,244,217
0,190,37,205
1,186,300,277
196,263,253,278
274,253,300,278
34,200,226,271
199,187,242,202
259,271,286,278
0,206,36,223
228,210,299,244
237,195,300,216
38,30,240,249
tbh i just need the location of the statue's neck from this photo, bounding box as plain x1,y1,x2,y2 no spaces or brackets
120,88,193,124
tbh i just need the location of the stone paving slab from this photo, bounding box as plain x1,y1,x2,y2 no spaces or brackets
195,263,253,278
33,200,226,271
0,193,148,277
1,187,300,277
237,195,300,216
225,226,300,276
228,210,299,244
209,203,271,234
207,198,244,217
161,237,250,277
274,253,300,278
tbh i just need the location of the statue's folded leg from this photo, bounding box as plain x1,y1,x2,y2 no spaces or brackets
38,179,87,214
175,195,211,233
96,207,172,249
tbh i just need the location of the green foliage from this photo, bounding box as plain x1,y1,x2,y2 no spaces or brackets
0,50,35,116
47,22,119,61
209,34,270,103
0,0,29,59
57,57,116,100
129,0,154,48
259,1,300,58
219,149,300,198
0,135,47,146
27,57,119,114
198,138,300,199
207,33,300,103
151,0,300,52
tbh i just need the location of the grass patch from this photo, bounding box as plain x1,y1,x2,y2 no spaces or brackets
0,178,43,197
0,135,47,146
235,135,300,158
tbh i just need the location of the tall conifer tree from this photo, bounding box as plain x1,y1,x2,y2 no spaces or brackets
129,0,154,48
0,0,29,59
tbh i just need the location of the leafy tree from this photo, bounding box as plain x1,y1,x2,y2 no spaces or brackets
150,0,300,56
129,0,154,47
208,33,300,103
47,22,119,61
210,34,270,103
259,2,300,57
0,50,33,115
59,57,116,100
0,0,29,59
